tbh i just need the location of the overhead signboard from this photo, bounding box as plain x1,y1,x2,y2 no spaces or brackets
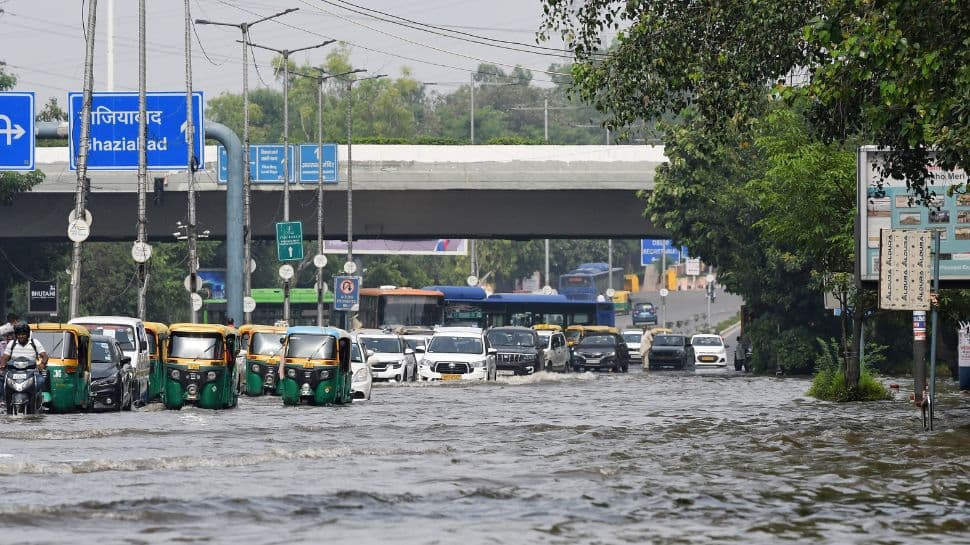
217,144,296,183
299,144,339,183
879,229,932,310
322,239,468,256
276,221,304,261
333,275,360,311
68,91,204,170
0,92,35,171
685,258,701,276
27,280,58,315
858,146,970,286
640,239,685,266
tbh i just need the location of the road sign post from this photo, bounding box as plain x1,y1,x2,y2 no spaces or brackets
0,92,35,171
275,221,304,261
299,143,338,183
68,92,204,170
217,144,296,183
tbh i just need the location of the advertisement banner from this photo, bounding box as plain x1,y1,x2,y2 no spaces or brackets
857,147,969,285
322,239,467,256
879,229,932,310
27,280,57,314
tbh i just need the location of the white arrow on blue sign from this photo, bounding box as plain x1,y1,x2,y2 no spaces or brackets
0,92,35,171
299,143,339,183
640,239,687,266
217,144,296,183
68,92,204,170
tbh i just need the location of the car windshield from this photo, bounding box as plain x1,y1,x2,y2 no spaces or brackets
361,337,402,353
286,334,336,359
250,332,282,356
692,336,723,347
351,343,363,363
622,333,641,343
654,335,685,346
91,339,119,373
579,335,615,347
75,323,136,351
634,303,655,313
486,330,536,347
170,333,224,360
428,335,483,354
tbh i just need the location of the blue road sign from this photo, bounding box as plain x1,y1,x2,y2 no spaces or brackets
334,275,360,311
68,92,203,170
0,92,35,171
299,143,339,183
276,221,304,261
641,239,686,266
217,144,296,183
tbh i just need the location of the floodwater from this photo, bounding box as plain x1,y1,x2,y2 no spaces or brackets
1,371,968,545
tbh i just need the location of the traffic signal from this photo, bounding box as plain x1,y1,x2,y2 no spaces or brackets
153,177,165,205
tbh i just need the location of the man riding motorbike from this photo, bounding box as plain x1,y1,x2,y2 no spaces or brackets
1,323,49,393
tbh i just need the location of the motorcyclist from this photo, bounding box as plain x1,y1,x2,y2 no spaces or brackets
1,323,49,391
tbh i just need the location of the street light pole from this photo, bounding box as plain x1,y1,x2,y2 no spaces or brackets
136,0,148,320
184,0,200,323
292,68,365,326
345,73,385,329
70,0,98,320
245,39,335,325
196,7,298,324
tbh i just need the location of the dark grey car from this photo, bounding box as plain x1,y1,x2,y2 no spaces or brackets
647,334,692,370
572,333,630,373
486,326,541,376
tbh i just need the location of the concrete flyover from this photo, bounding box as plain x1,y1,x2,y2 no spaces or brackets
10,145,667,241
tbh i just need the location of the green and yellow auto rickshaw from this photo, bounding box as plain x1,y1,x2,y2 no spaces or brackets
279,326,353,406
143,321,169,403
30,323,92,413
163,323,240,410
239,324,285,396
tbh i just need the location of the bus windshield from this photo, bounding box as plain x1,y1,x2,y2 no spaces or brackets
381,297,441,327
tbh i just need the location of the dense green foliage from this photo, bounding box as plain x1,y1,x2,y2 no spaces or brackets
808,338,893,402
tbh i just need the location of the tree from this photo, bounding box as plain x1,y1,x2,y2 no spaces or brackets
36,97,67,122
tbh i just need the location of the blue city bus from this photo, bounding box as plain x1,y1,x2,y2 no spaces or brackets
427,286,615,328
558,263,625,300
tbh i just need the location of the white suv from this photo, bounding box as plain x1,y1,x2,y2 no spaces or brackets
418,327,496,381
356,330,417,382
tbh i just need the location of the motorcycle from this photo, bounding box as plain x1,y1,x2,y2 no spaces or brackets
4,356,46,415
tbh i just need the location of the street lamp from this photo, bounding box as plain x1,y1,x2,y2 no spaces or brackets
291,67,366,325
344,73,385,329
195,7,298,323
244,38,335,325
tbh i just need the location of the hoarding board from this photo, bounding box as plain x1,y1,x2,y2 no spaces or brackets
858,146,970,285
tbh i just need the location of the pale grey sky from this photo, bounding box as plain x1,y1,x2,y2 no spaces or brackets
0,0,572,108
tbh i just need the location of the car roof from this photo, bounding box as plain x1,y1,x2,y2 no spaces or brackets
487,326,533,332
357,329,399,338
691,333,721,338
434,326,483,334
621,329,643,335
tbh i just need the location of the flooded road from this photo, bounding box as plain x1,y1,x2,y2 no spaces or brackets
1,372,968,544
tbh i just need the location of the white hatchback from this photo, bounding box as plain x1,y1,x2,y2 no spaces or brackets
690,334,729,372
350,341,373,400
417,327,496,381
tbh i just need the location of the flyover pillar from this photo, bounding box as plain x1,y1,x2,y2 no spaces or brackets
35,121,244,326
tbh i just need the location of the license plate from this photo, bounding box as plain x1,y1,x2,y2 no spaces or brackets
13,373,27,380
585,358,600,364
441,374,462,381
497,370,515,376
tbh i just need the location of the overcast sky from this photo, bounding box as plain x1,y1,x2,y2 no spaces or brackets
0,0,573,108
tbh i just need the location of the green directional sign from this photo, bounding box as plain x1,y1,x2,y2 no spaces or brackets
276,221,304,261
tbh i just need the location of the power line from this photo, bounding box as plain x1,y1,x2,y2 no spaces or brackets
313,0,583,60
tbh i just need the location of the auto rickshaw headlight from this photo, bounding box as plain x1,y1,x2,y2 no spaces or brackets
170,369,180,380
319,369,331,379
207,371,217,381
287,368,297,379
251,363,260,372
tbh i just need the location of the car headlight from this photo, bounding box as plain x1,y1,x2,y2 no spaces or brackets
419,358,429,367
100,375,119,386
353,369,368,382
522,354,536,361
286,368,297,378
472,359,487,368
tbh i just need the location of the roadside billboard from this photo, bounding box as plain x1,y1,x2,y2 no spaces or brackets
322,239,468,256
857,146,970,286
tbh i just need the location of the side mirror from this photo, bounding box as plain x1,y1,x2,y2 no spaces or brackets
404,348,414,355
279,337,286,345
415,346,426,353
365,349,375,358
120,356,132,365
487,348,497,355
